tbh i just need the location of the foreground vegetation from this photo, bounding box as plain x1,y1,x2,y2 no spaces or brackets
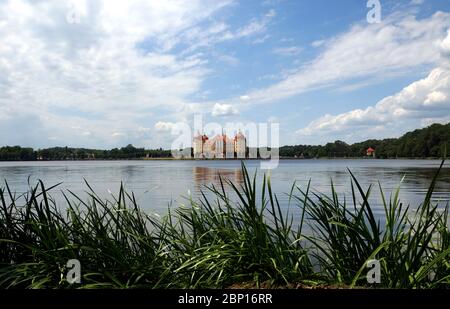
0,162,449,289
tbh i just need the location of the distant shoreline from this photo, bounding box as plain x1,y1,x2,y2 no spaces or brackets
0,157,445,162
1,123,448,161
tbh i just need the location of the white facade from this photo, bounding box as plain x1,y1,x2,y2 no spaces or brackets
235,132,246,158
193,132,246,159
193,136,203,158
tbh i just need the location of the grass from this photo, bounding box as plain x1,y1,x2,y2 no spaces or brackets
0,162,449,289
298,160,450,288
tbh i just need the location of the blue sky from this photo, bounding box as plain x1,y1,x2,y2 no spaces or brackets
0,0,450,149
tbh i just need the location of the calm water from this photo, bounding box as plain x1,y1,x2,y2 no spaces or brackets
0,160,449,220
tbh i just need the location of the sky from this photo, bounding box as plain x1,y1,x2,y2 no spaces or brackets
0,0,450,149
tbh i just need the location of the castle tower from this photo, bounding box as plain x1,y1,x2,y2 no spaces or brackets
234,131,246,159
193,132,208,158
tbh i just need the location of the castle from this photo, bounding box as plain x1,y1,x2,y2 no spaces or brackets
193,131,246,159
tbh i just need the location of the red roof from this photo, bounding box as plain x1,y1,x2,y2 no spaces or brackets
194,134,209,141
196,133,245,142
367,147,375,153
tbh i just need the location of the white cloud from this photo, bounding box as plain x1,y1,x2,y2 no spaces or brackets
137,126,152,133
273,46,302,56
441,30,450,56
182,9,276,52
235,9,275,37
311,40,325,48
0,0,234,148
424,91,447,106
1,1,449,149
410,0,425,5
296,31,450,142
218,54,239,66
265,9,276,18
211,103,238,116
112,132,125,138
231,11,450,105
297,67,450,137
236,20,267,37
252,34,270,44
154,121,177,132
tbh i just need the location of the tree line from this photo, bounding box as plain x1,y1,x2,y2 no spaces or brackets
279,123,450,159
0,144,172,161
0,123,449,161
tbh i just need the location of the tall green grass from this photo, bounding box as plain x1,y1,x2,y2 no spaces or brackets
160,166,313,288
297,160,450,288
0,162,449,288
0,180,169,288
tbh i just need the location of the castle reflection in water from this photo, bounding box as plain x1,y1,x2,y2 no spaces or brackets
193,167,244,191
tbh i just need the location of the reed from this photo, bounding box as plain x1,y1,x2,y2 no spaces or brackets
0,162,448,288
296,160,450,288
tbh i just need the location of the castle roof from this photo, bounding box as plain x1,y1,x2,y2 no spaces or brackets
195,132,245,143
234,132,245,141
194,134,209,141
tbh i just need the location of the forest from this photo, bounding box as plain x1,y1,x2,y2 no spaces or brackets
280,123,450,158
0,123,449,160
0,144,171,161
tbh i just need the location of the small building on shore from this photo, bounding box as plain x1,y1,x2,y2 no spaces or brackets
366,147,376,157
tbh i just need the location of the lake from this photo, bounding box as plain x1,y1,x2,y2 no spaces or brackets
0,160,449,220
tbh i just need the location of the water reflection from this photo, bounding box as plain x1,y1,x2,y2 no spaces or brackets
0,160,448,215
193,167,244,191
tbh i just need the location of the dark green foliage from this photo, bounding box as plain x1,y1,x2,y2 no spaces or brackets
160,164,313,287
0,146,36,161
299,161,450,288
0,144,172,161
0,180,168,288
0,163,449,288
280,123,450,158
